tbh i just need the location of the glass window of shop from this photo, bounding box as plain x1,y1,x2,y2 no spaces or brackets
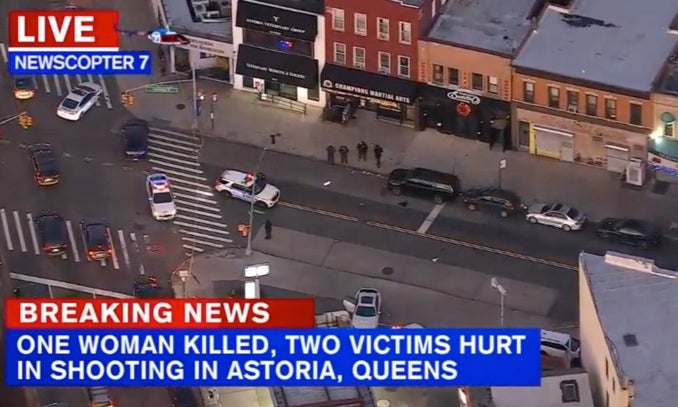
243,29,314,58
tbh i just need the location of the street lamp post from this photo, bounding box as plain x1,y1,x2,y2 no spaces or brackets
490,277,507,326
178,269,189,298
244,263,270,299
245,146,269,257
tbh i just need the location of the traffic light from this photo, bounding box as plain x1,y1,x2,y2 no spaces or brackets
121,92,135,106
18,113,32,129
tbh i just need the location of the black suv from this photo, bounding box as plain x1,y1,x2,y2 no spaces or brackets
35,213,68,256
121,118,149,160
29,143,60,185
387,168,460,204
463,187,522,218
80,220,111,261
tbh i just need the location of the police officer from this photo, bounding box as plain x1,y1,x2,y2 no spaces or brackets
356,141,368,161
374,144,384,168
264,219,273,240
339,145,349,164
326,145,336,163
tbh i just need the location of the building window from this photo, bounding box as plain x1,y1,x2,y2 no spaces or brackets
629,103,642,125
471,73,483,91
605,359,609,378
586,94,598,116
560,380,580,403
605,98,617,119
432,64,443,83
548,86,560,108
354,13,367,35
605,391,609,407
448,68,459,85
567,91,579,112
665,122,675,137
378,52,391,74
612,378,616,393
399,22,412,44
333,42,346,65
353,47,365,69
488,76,499,94
377,18,389,40
331,9,344,31
398,56,410,77
523,82,534,103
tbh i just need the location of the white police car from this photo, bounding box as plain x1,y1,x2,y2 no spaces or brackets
146,174,177,220
214,170,280,208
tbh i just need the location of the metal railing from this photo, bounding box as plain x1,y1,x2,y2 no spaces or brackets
258,93,307,114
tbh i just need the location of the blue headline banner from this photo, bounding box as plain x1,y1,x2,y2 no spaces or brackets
8,51,153,75
6,328,541,387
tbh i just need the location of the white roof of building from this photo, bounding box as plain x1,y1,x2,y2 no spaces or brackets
492,369,594,407
580,251,678,407
427,0,539,56
513,0,678,93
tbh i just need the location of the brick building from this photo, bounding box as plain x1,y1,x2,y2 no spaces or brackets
511,0,678,176
320,0,443,125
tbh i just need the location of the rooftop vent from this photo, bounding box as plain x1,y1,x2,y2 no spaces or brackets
623,334,638,347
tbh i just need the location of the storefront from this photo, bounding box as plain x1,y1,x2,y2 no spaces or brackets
418,86,511,144
174,34,233,81
530,125,575,162
320,64,420,125
232,0,325,106
648,137,678,181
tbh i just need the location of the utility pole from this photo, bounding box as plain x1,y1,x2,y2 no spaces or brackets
210,92,217,130
245,146,269,257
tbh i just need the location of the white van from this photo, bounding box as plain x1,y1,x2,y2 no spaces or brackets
541,330,581,366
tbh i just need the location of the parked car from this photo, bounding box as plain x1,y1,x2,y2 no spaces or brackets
541,330,581,368
351,288,382,329
463,187,522,217
525,203,586,231
387,168,460,204
596,218,662,248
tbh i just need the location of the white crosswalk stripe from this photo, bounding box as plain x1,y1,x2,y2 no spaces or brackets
148,128,232,254
0,209,146,272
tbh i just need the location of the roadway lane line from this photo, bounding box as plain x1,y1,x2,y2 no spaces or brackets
174,198,221,212
182,244,204,253
1,209,13,251
26,213,40,255
171,184,215,196
176,207,223,219
147,139,197,152
279,201,359,222
175,214,228,227
148,152,200,167
148,133,199,148
0,43,7,63
13,211,27,252
98,74,113,109
178,229,233,242
118,229,131,270
107,227,120,269
160,171,211,185
150,128,201,143
173,221,229,234
181,237,223,248
149,159,204,174
9,272,133,298
65,220,80,262
53,75,63,96
148,146,200,160
173,192,217,204
41,75,51,93
63,75,72,91
417,204,445,234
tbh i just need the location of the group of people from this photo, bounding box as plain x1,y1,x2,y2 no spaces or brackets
326,142,384,168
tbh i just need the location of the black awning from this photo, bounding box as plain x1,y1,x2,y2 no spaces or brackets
320,64,419,105
236,1,318,40
236,45,318,89
254,0,324,15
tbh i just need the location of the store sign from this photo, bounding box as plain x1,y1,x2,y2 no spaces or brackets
322,79,412,104
246,62,308,81
178,35,232,58
447,90,481,105
236,1,318,40
236,45,318,89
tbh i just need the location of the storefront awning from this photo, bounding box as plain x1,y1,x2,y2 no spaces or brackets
236,1,318,41
236,45,318,89
320,64,420,105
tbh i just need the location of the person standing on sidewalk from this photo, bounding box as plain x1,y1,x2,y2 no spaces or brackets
264,219,273,240
356,141,368,161
339,145,349,164
326,145,336,163
374,144,383,168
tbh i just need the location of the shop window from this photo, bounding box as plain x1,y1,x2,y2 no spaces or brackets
548,86,560,108
307,83,320,101
398,56,410,78
567,90,579,112
377,18,390,41
523,82,534,103
432,64,443,84
354,13,367,36
353,47,365,69
378,52,391,74
332,9,345,31
629,103,642,125
605,98,617,119
333,42,346,65
399,22,412,44
586,94,598,116
665,122,675,137
448,68,459,85
487,76,498,94
471,73,483,91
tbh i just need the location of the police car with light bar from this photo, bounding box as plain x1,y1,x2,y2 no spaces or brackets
214,169,280,208
146,174,177,220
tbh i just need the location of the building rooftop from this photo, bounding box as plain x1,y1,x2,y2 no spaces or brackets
513,0,678,94
491,368,594,407
427,0,539,56
580,251,678,407
162,0,233,42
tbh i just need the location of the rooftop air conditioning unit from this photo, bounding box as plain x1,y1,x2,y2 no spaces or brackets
379,68,389,74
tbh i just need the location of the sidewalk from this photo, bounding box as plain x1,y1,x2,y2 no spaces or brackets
115,77,678,225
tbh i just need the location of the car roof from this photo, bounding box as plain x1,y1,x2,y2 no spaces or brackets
29,143,53,152
412,168,460,185
472,187,519,199
67,83,99,99
541,330,572,344
219,169,251,183
547,203,573,213
37,213,63,222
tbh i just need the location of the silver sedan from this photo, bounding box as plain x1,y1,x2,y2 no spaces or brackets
525,203,586,231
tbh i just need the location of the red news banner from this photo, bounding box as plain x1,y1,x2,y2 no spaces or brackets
5,299,316,329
